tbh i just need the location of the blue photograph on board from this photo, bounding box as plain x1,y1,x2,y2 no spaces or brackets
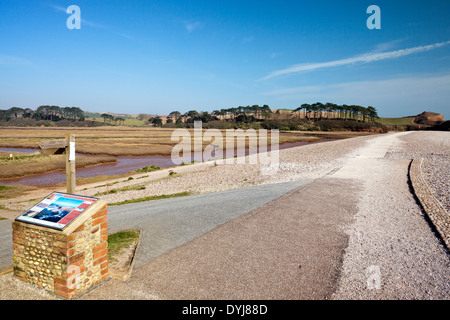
32,197,84,223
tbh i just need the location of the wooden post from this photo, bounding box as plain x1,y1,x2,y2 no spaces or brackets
65,133,76,193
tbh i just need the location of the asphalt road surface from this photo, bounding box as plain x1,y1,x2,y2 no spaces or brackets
0,180,308,271
107,180,309,268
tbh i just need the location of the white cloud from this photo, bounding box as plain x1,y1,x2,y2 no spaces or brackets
371,39,406,53
263,73,450,117
265,73,450,98
261,41,450,80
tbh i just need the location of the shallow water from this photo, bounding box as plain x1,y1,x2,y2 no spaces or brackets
0,140,321,186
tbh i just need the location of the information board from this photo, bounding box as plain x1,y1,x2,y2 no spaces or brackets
16,192,99,230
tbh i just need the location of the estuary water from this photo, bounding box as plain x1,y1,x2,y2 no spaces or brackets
0,139,324,186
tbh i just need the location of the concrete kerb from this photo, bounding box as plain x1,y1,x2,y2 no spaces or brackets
409,158,449,250
108,229,141,281
0,266,12,276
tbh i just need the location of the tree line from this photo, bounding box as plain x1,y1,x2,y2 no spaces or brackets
156,103,378,126
2,102,380,129
160,105,273,126
0,106,85,121
100,113,126,125
294,103,378,122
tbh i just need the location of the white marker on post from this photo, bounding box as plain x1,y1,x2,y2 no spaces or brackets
69,142,76,162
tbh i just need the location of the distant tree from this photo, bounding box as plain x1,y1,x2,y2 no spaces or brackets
72,107,84,120
294,105,303,119
367,106,379,122
35,105,50,120
0,109,9,120
302,103,312,120
101,113,110,123
169,111,181,123
23,108,34,118
149,116,162,127
260,105,270,119
184,110,199,123
175,116,183,125
325,103,336,119
9,107,24,118
212,110,222,120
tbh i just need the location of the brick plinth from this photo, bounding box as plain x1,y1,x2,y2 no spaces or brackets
12,204,109,299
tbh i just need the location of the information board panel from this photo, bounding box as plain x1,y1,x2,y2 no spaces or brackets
16,192,99,230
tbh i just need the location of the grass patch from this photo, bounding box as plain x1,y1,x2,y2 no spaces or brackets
136,165,161,173
0,204,12,211
377,117,415,125
0,154,116,180
0,185,14,192
107,229,140,261
94,184,147,196
109,191,192,206
0,185,37,200
0,153,43,162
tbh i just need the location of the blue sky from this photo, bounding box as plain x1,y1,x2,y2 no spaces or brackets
50,196,83,209
1,0,449,118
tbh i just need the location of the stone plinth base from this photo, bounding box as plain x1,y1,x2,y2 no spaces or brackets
12,203,108,299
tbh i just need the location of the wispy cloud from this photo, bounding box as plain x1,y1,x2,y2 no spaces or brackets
262,72,450,117
371,39,406,53
260,41,450,80
49,4,106,29
185,21,203,33
264,73,450,98
49,4,133,39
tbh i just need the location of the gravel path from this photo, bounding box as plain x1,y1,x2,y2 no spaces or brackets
385,131,449,212
331,131,449,299
74,135,369,204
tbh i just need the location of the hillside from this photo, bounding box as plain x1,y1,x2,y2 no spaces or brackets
377,111,446,131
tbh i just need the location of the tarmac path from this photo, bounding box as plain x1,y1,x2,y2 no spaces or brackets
106,180,309,269
0,220,12,271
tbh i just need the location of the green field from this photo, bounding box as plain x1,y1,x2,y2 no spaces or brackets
377,117,415,125
86,117,146,126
